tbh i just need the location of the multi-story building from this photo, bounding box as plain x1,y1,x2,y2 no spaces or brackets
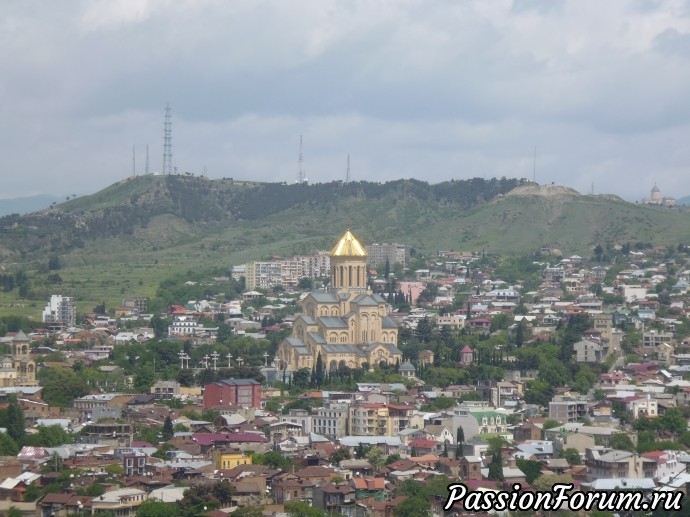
244,252,332,290
348,403,419,436
42,294,76,328
280,409,313,435
122,296,148,314
585,447,656,480
203,378,262,409
365,243,406,268
549,396,588,424
312,402,349,439
643,329,674,348
150,380,180,400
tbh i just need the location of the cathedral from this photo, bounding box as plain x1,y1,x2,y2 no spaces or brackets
276,230,402,372
0,330,37,387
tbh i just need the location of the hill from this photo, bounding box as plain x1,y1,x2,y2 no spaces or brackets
1,175,690,314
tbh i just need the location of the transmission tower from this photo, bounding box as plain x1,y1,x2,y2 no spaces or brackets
162,103,173,175
132,145,136,176
297,135,305,184
145,145,150,174
346,154,351,183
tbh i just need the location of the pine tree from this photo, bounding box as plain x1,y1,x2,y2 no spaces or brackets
162,415,174,441
314,353,324,387
5,396,25,442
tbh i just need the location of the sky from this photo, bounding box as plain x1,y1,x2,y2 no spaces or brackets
2,0,690,201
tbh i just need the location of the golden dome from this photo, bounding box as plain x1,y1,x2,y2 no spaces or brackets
329,230,368,257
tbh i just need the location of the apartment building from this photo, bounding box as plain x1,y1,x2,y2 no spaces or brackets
245,252,331,290
313,402,349,439
42,294,76,328
365,243,407,268
549,396,589,424
348,403,420,436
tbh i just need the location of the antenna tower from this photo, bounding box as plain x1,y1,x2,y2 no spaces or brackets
163,103,173,175
297,135,305,183
346,154,351,183
132,145,136,176
145,145,150,174
533,145,536,183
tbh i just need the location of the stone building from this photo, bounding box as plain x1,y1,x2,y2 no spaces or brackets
276,230,402,372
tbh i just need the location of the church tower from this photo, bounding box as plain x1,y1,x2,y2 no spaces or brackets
329,229,368,291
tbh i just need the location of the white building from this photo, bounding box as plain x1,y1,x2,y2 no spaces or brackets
42,295,76,328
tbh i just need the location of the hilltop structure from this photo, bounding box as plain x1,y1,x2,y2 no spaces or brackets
642,184,675,207
276,230,402,373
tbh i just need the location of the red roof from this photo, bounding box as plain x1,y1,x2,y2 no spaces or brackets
461,345,473,353
189,433,267,445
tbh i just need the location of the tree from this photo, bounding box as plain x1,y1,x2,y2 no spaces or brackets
133,364,156,393
313,352,325,387
136,500,180,517
562,448,581,466
487,449,504,481
396,496,429,517
48,255,61,271
531,474,574,492
329,448,351,465
0,432,18,455
456,426,465,444
609,433,635,452
542,419,562,430
161,416,174,441
285,501,327,517
487,436,505,481
231,508,265,517
515,458,542,484
365,446,387,472
4,396,25,442
515,320,525,348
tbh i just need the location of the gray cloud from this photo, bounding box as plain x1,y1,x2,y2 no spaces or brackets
1,0,690,201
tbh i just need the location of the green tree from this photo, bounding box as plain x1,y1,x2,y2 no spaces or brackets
562,448,581,466
0,394,26,442
136,499,180,517
161,416,174,441
231,508,265,517
38,368,89,407
285,501,327,517
515,458,542,484
2,395,25,442
365,446,387,472
609,433,635,452
396,496,429,517
6,507,22,517
133,364,156,393
0,432,18,455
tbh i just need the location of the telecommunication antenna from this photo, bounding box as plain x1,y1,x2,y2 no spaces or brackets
162,103,173,175
145,145,150,174
346,154,351,183
297,135,305,184
533,145,536,183
132,145,136,176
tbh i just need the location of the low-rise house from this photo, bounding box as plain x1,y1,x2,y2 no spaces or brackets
90,488,148,516
585,447,656,481
36,494,93,517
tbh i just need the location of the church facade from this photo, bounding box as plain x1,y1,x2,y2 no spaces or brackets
0,330,37,387
276,230,402,372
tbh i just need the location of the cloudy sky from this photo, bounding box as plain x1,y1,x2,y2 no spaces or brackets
2,0,690,201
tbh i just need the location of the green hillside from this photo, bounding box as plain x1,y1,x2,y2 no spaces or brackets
0,175,689,316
